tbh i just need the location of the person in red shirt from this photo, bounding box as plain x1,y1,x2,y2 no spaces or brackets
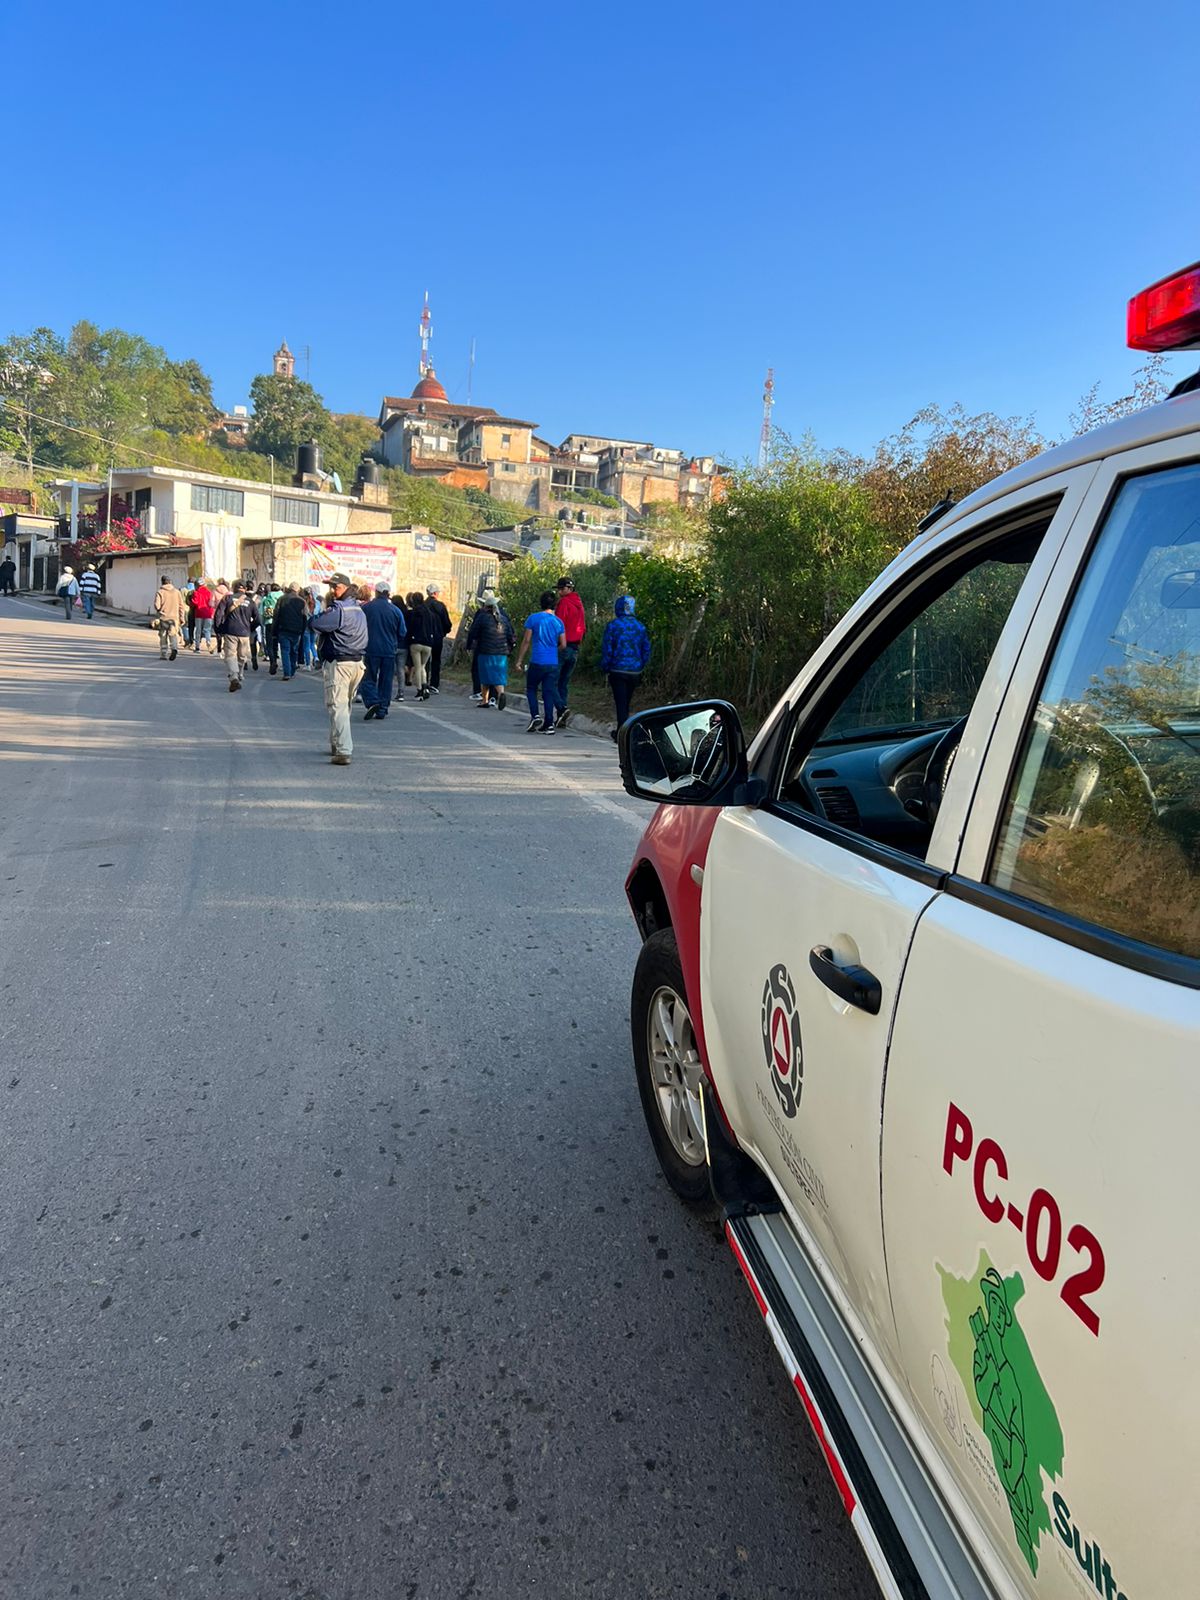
191,580,216,653
554,575,586,728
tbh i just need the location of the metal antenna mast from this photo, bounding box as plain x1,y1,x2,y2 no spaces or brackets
758,367,775,468
467,337,476,406
418,292,432,377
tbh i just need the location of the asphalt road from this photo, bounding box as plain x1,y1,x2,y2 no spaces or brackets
0,601,876,1600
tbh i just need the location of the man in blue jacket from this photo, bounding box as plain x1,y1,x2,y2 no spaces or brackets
360,582,407,722
599,594,651,741
311,574,369,764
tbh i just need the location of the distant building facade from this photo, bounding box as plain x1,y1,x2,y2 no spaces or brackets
377,368,547,508
379,301,726,520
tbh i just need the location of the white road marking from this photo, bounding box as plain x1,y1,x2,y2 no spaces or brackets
404,703,644,832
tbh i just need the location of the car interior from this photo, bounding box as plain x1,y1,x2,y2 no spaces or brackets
775,525,1047,861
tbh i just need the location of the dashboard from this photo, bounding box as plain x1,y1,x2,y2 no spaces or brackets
779,725,954,854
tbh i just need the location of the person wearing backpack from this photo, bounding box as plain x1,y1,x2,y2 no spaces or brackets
153,576,187,659
56,567,80,620
311,573,368,763
212,582,259,690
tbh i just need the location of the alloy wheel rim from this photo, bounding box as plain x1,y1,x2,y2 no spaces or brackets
646,985,706,1166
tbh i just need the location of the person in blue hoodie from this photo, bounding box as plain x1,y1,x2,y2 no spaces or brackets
599,594,651,741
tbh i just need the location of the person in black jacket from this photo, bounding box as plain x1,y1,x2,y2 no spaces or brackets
273,584,307,680
213,583,260,692
405,590,435,699
425,583,452,693
465,590,514,709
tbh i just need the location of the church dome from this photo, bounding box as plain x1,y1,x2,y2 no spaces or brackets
411,370,448,403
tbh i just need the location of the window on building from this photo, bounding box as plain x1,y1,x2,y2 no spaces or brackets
271,496,319,528
191,484,245,516
500,461,515,473
501,432,512,448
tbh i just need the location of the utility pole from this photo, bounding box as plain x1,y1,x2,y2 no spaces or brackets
300,345,311,383
758,367,775,469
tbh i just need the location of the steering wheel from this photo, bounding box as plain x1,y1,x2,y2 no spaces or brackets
922,716,969,827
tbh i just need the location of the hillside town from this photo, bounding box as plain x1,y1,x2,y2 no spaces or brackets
0,305,727,618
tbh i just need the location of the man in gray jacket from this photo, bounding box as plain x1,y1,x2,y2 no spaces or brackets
311,574,368,764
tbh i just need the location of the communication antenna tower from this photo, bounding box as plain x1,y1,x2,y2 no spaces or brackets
758,367,775,468
418,292,432,377
467,337,476,406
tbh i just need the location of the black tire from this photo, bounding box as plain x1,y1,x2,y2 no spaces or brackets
630,928,712,1204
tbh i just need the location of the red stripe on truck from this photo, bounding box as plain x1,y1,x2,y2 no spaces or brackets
724,1221,769,1318
791,1373,857,1519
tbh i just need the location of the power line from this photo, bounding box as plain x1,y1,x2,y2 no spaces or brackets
0,397,278,480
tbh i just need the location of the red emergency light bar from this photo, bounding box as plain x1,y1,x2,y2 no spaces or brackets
1128,262,1200,352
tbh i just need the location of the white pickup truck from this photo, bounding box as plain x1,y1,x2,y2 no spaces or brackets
618,262,1200,1600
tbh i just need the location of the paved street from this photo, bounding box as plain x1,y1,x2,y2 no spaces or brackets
0,603,875,1600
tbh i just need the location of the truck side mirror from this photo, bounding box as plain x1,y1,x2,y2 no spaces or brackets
618,700,750,806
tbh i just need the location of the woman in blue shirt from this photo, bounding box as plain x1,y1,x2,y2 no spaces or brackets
514,589,566,733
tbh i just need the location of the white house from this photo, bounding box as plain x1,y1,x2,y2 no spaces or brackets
51,465,390,551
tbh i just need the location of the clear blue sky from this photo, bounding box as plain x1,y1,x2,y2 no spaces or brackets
4,0,1199,464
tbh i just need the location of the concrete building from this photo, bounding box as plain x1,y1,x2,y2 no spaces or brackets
1,512,59,591
521,523,649,565
51,465,391,552
551,435,726,518
377,369,545,508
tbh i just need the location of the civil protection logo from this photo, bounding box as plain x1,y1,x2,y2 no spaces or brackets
761,963,803,1118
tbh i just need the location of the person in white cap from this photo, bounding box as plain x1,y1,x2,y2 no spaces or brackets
56,566,80,620
425,582,452,693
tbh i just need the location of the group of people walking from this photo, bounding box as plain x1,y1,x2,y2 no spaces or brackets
43,564,102,618
145,571,456,763
53,559,653,766
466,576,652,740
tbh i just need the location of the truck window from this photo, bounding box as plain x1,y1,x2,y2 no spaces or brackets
777,520,1046,859
990,462,1200,961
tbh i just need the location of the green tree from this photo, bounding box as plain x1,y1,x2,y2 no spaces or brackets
55,322,171,463
0,327,67,482
705,447,888,708
324,413,379,485
247,372,333,466
155,357,217,435
836,403,1046,556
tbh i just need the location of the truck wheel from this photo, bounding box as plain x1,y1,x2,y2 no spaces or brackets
631,929,711,1203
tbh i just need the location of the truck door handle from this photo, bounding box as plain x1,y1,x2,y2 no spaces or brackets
808,946,882,1015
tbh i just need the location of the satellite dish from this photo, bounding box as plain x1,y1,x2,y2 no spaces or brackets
330,472,343,494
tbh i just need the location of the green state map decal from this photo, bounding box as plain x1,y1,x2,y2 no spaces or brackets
938,1252,1063,1576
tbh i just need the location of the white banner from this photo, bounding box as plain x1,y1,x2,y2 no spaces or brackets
302,538,396,590
201,521,240,583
